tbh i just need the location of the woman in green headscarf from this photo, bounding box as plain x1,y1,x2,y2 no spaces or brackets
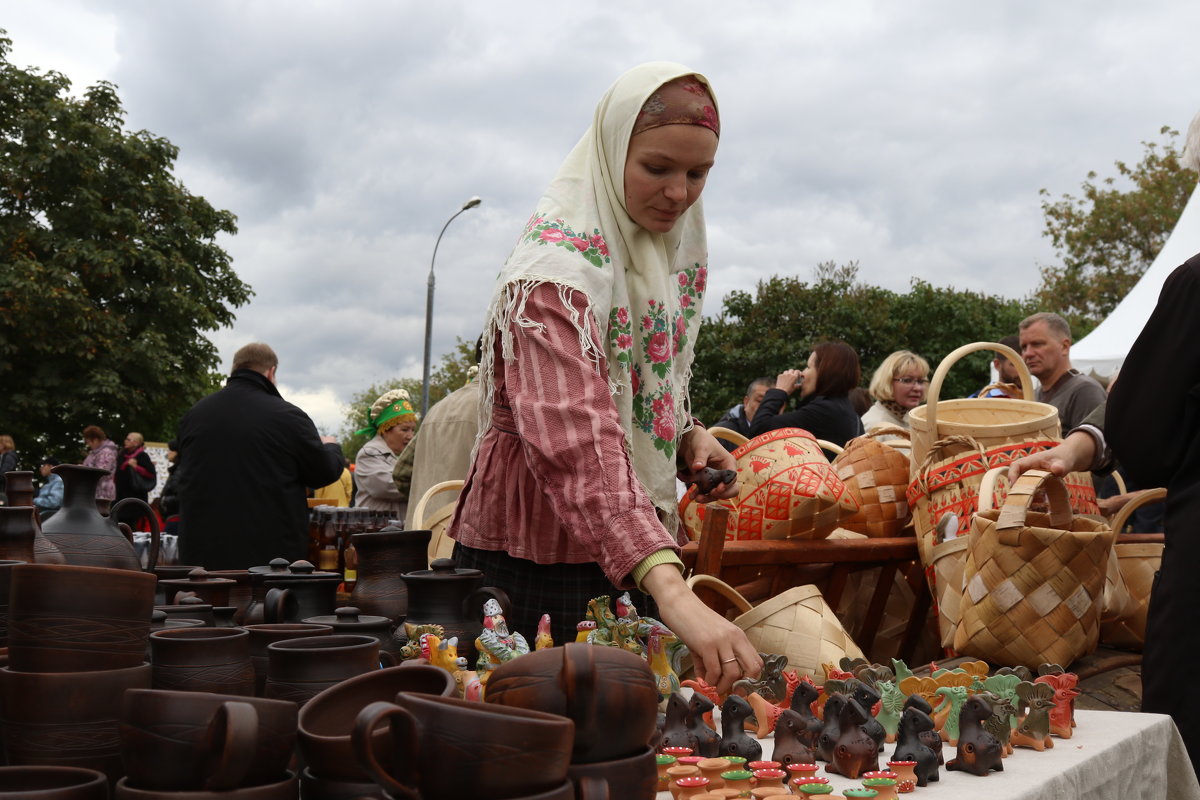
354,389,418,518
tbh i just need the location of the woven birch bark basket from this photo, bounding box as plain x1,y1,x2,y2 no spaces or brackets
833,427,913,539
953,468,1115,669
1099,488,1168,650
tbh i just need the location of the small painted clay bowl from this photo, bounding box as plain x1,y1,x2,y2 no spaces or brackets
748,760,782,771
862,770,898,781
752,768,788,787
796,784,836,797
843,790,880,799
661,746,693,758
787,762,820,777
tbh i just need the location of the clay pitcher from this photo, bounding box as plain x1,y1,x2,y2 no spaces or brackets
40,464,160,571
347,527,431,621
262,561,342,623
0,472,66,564
397,557,511,666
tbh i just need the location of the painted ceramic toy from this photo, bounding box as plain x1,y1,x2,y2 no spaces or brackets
719,695,763,762
903,694,943,765
534,614,554,650
891,706,939,787
734,653,790,703
1034,671,1080,739
659,692,693,752
688,692,722,758
475,598,530,679
932,685,969,745
1011,681,1055,751
773,708,817,767
876,680,906,743
946,695,1004,776
980,690,1017,756
825,696,880,779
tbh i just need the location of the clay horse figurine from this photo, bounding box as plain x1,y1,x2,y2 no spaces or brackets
826,695,880,780
892,706,940,787
719,694,762,762
686,691,722,758
947,695,1004,776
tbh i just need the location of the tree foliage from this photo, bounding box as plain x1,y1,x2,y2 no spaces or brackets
689,263,1035,426
1036,126,1197,331
0,33,252,460
336,337,479,462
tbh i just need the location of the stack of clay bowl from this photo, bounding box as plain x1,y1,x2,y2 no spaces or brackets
0,563,156,783
484,642,662,799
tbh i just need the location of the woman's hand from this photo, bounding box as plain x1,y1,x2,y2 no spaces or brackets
641,564,763,696
678,427,738,502
776,369,802,395
1006,430,1097,484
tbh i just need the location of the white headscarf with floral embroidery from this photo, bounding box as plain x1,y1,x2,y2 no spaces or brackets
478,61,715,532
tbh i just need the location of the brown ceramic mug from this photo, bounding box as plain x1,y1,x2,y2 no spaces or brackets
297,767,385,800
297,663,456,783
264,634,388,706
113,771,298,800
120,689,297,791
0,766,108,800
566,746,657,798
0,663,152,783
352,694,575,799
7,563,156,672
149,627,254,696
0,559,26,648
243,622,332,697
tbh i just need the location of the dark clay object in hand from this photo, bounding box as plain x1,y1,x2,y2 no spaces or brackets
684,468,736,495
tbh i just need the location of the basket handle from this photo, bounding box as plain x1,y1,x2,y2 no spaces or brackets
815,439,844,456
686,573,753,615
1108,487,1168,533
995,469,1074,544
862,425,911,442
976,467,1010,513
709,426,750,449
926,342,1034,436
914,435,987,499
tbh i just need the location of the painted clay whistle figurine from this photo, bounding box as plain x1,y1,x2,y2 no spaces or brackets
719,695,763,762
946,695,1004,776
891,706,940,787
826,695,880,779
683,467,737,495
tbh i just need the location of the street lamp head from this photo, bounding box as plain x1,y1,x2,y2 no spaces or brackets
462,196,482,210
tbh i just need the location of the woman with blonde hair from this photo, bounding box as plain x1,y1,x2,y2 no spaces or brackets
862,350,930,433
353,389,418,518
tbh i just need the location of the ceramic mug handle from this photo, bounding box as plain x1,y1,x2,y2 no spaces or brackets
203,700,258,791
563,642,599,758
576,776,609,800
352,700,420,800
263,587,295,623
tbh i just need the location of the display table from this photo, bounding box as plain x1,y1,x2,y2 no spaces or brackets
657,710,1200,799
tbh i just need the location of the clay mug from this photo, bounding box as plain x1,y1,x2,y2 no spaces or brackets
302,607,399,659
8,562,156,672
352,693,575,799
298,767,385,800
261,560,342,623
0,559,26,647
149,627,255,696
243,622,332,697
0,663,152,782
0,766,108,800
112,772,299,800
566,746,657,799
485,641,660,763
120,688,298,791
297,663,455,783
264,634,388,706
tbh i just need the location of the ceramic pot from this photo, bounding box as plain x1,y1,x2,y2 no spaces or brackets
0,663,151,782
40,465,161,571
297,767,384,800
8,563,156,672
302,607,400,659
0,500,65,566
665,765,700,800
697,757,731,788
0,766,108,800
120,689,297,791
297,663,455,783
262,561,342,624
674,776,711,799
206,570,255,624
244,623,333,697
485,641,659,763
352,694,574,799
567,746,657,800
0,559,25,647
158,568,236,607
152,565,202,604
154,600,215,626
347,527,431,621
113,772,298,800
398,557,511,670
149,627,254,696
265,634,384,706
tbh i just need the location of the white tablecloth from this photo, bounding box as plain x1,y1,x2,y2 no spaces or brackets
658,710,1200,800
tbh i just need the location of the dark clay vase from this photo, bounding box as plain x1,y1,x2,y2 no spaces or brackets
347,527,431,621
397,558,510,667
262,561,342,624
40,464,160,571
0,489,66,565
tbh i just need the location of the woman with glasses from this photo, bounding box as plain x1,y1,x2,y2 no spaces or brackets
748,341,865,455
862,350,931,435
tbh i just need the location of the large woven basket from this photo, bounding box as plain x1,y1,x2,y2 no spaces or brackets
1099,488,1168,650
688,574,863,681
833,427,913,538
680,428,859,541
953,468,1115,668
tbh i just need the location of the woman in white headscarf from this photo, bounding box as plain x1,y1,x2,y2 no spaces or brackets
449,63,761,691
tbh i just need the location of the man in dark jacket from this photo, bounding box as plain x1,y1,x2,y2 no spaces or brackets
175,343,343,569
712,377,771,451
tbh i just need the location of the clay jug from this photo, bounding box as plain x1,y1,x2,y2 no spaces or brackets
348,527,431,621
40,464,160,571
0,473,66,564
159,568,237,607
397,557,511,667
262,561,342,623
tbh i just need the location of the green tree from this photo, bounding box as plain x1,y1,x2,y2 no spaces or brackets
337,337,479,461
0,33,251,459
689,263,1034,426
1036,126,1197,331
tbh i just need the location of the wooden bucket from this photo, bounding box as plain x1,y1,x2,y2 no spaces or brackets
833,427,913,539
687,574,863,682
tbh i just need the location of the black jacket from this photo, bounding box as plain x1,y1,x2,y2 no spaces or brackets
748,389,865,453
175,369,343,569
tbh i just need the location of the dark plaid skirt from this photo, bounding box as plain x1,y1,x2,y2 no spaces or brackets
453,543,656,648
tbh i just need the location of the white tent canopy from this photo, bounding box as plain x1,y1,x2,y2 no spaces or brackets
1071,182,1200,378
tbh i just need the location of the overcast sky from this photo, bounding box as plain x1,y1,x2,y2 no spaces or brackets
6,1,1199,433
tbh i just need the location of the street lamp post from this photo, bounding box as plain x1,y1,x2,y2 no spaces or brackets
422,195,482,417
